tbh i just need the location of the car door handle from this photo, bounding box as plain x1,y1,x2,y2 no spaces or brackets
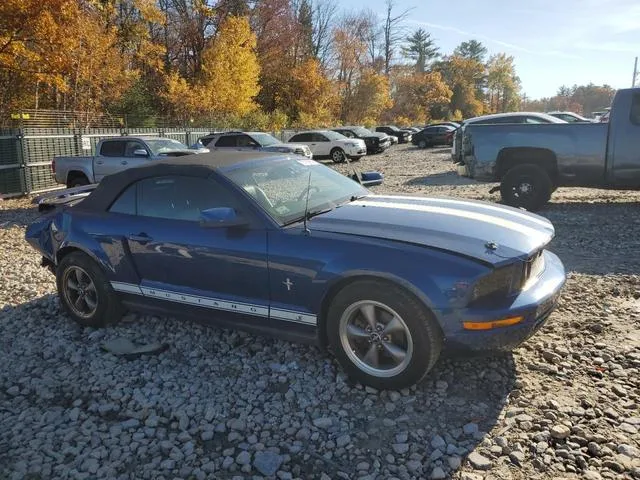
121,160,128,165
96,160,103,165
127,233,152,244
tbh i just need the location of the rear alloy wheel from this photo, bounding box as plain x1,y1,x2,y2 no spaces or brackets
500,164,553,211
418,140,428,149
56,251,124,327
327,280,442,390
331,148,346,163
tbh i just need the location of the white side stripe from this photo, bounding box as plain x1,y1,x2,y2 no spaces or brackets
111,282,143,294
110,282,316,325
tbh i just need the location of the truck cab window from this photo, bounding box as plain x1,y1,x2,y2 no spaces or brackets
100,141,126,157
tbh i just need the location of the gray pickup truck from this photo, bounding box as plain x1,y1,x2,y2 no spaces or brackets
456,87,640,210
53,137,206,187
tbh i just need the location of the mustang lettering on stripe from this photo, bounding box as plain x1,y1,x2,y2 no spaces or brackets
110,282,316,325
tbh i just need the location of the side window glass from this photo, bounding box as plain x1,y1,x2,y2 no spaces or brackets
215,135,237,147
124,141,146,157
100,141,125,157
343,131,354,138
109,184,136,215
313,133,328,142
137,176,237,222
525,117,543,124
199,136,214,147
630,94,640,125
238,135,259,147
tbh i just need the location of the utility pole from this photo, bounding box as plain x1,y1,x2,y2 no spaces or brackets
633,56,638,87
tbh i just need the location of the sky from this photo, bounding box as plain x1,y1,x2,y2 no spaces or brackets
342,0,640,99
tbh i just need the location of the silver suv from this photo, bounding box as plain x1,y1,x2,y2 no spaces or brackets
198,131,312,159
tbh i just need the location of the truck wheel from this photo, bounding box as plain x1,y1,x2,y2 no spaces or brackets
327,279,443,390
418,140,428,149
67,175,89,188
500,164,552,211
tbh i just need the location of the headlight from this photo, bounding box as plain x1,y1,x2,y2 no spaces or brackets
471,262,523,302
346,142,358,147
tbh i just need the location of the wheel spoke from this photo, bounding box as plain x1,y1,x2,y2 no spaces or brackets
74,295,85,311
382,316,405,336
382,342,407,364
84,294,97,311
362,344,380,368
85,281,96,294
74,268,84,285
67,278,79,291
346,324,370,340
359,304,377,329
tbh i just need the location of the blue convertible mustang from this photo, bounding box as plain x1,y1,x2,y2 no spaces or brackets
26,152,565,389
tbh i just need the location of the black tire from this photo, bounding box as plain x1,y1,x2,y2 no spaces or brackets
67,175,89,188
326,280,443,390
418,140,428,149
330,148,346,163
56,251,124,328
500,164,553,211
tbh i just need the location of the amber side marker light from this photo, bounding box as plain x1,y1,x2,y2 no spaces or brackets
463,316,524,331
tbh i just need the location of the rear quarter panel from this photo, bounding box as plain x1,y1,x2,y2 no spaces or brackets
465,123,609,184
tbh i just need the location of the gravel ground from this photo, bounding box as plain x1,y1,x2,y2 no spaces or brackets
1,144,639,480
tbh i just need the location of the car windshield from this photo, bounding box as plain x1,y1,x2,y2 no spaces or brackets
221,157,368,225
250,133,281,146
352,127,372,136
145,139,189,154
319,130,347,140
145,138,189,155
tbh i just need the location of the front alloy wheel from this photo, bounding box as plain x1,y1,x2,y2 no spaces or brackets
339,301,413,378
327,280,443,390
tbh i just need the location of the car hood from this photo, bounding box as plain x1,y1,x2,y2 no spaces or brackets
309,195,554,266
368,132,390,141
264,143,308,152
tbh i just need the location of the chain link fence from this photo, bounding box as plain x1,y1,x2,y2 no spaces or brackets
0,110,296,197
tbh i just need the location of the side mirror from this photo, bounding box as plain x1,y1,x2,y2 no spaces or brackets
133,149,149,157
199,207,248,228
352,171,384,187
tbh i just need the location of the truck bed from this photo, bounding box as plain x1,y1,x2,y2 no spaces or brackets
462,122,609,184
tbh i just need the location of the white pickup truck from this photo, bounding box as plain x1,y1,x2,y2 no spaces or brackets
53,137,207,187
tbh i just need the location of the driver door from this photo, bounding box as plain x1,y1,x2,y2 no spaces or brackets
310,133,331,157
110,174,271,324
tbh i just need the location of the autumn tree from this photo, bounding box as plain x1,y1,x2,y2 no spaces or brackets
486,53,521,113
288,58,338,126
387,69,452,123
343,70,392,125
199,16,260,115
402,28,439,73
311,0,338,66
434,55,485,118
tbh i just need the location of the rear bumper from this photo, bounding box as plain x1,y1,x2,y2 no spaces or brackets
442,251,566,352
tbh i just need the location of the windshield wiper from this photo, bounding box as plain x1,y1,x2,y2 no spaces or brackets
349,194,366,202
281,206,335,227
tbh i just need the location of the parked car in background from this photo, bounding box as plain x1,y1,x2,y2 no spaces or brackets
331,126,391,154
412,125,456,148
287,130,366,163
197,131,312,159
547,111,594,123
52,137,206,188
388,135,399,145
456,87,640,210
375,126,413,144
452,112,566,165
27,152,565,390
